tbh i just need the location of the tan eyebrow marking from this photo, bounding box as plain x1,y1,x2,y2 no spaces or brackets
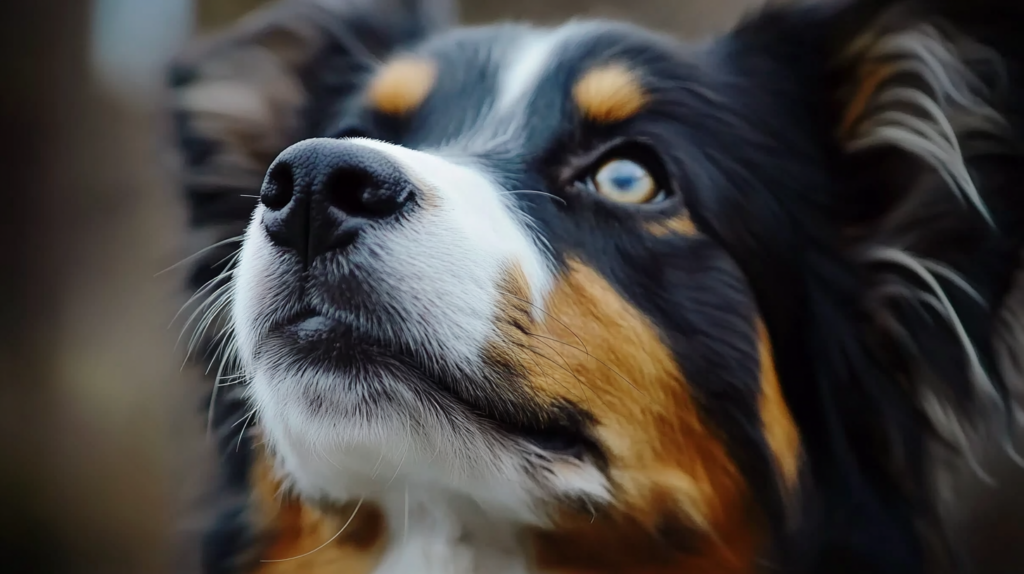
644,215,698,237
573,63,649,123
366,56,438,116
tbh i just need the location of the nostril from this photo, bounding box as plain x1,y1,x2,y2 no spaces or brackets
325,167,407,218
262,162,294,211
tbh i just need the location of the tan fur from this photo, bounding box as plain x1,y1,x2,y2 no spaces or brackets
494,260,764,572
644,215,698,237
366,57,438,116
839,63,896,137
757,322,802,493
531,507,761,574
251,451,387,574
573,64,648,123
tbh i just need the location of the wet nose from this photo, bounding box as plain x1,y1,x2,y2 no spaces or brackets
259,138,415,263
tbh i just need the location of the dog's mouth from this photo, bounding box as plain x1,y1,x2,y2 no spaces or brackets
263,310,600,460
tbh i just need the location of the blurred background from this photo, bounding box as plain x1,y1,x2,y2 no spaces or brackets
1,0,1021,573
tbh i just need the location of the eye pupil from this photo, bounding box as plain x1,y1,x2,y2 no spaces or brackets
610,171,638,191
590,158,660,204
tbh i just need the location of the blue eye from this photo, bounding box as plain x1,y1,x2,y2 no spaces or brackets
591,158,660,204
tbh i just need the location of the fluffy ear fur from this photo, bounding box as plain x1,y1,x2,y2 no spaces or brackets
705,1,1024,572
166,1,455,572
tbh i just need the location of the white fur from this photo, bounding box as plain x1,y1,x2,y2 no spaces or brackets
436,23,595,158
493,30,563,114
365,489,531,574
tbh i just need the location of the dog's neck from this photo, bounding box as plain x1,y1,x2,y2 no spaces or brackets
368,487,533,574
252,452,764,574
252,447,535,574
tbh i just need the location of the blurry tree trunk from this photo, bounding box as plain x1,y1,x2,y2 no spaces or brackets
197,0,270,31
191,0,753,33
0,1,178,573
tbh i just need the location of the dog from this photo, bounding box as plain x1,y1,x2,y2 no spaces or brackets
168,0,1024,572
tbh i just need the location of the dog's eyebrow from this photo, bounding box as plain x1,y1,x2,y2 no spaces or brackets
366,56,438,116
645,215,698,238
573,63,648,123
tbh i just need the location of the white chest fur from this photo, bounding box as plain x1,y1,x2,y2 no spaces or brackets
369,488,533,574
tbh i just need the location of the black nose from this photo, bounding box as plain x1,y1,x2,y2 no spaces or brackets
259,138,415,263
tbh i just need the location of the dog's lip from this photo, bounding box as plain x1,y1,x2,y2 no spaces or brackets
268,308,344,336
260,310,597,459
287,313,339,340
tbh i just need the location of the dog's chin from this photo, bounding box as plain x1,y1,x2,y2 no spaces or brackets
242,312,613,518
268,312,422,376
248,309,599,462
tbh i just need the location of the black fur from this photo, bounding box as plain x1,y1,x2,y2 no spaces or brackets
696,3,1024,572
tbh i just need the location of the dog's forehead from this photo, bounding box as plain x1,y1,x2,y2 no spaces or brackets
413,20,678,74
353,20,686,180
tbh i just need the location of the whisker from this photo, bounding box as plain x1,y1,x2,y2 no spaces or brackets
210,247,244,274
524,338,597,411
501,189,567,205
171,251,240,339
203,331,234,436
528,332,650,401
385,423,411,489
496,290,590,358
179,250,242,369
184,284,234,366
495,287,649,400
155,235,242,277
235,410,255,453
501,194,557,258
169,267,235,330
370,444,387,480
176,282,232,356
205,323,236,375
514,340,595,411
209,336,242,437
231,410,256,428
259,497,365,563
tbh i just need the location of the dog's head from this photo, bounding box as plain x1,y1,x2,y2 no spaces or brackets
171,0,1024,572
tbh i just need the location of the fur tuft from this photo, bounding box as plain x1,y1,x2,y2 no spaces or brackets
839,8,1024,470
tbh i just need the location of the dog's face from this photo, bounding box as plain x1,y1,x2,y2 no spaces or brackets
173,0,1024,572
234,19,795,535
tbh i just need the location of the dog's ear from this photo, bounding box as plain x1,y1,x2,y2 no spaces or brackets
168,0,456,293
831,0,1024,462
704,0,1024,571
